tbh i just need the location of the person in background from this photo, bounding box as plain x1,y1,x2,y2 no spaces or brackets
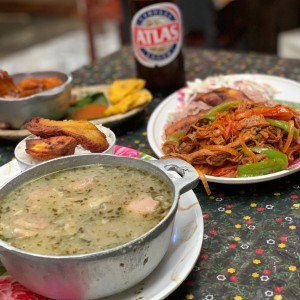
213,0,248,50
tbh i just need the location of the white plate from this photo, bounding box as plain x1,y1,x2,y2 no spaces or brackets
147,74,300,184
0,149,204,300
14,124,116,170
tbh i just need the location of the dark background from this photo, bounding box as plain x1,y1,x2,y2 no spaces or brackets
0,0,300,59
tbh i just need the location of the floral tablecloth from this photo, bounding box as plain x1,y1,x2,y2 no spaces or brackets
0,47,299,300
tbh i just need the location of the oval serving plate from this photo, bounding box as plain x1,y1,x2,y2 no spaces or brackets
0,85,150,141
147,73,300,184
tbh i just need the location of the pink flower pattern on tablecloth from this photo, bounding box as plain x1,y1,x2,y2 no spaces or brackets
113,145,141,158
0,276,46,300
113,145,153,160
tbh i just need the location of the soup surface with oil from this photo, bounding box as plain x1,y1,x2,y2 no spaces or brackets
0,164,172,255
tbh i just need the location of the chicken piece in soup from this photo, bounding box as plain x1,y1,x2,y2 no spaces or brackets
0,164,173,256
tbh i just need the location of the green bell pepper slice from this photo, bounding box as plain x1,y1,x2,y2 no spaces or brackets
202,100,242,121
165,132,185,142
250,147,288,165
237,148,288,177
265,118,299,139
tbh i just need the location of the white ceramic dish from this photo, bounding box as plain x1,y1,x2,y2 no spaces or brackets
0,147,204,300
147,74,300,184
14,124,116,170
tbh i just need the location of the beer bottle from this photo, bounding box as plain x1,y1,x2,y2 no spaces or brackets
129,0,186,96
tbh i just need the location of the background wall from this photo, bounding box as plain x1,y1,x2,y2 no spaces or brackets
0,0,300,68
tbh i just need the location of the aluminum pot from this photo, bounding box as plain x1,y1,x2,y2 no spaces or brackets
0,71,72,129
0,154,199,300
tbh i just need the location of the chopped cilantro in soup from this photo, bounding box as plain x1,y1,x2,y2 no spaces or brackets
0,165,172,256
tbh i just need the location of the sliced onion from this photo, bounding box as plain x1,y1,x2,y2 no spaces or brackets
194,165,211,196
239,133,257,162
282,120,294,153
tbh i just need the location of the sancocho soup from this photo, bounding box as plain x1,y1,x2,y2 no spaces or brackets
0,164,173,256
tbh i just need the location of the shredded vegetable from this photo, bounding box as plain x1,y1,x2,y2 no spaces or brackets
194,165,211,196
239,134,257,162
282,120,295,153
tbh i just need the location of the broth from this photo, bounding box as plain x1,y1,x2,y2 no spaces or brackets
0,164,172,256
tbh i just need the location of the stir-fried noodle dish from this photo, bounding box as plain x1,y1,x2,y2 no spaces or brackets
162,77,300,191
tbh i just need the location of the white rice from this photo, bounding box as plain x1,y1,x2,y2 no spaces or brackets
15,124,116,169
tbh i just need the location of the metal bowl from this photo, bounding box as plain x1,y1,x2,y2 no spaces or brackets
0,154,199,300
0,71,72,129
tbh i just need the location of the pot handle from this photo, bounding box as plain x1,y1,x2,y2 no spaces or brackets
149,158,199,194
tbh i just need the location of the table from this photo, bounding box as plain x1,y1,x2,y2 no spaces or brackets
1,47,300,299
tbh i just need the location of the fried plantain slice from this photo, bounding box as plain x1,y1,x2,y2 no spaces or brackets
108,79,146,104
26,136,77,160
25,117,109,153
0,69,22,98
104,89,152,116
